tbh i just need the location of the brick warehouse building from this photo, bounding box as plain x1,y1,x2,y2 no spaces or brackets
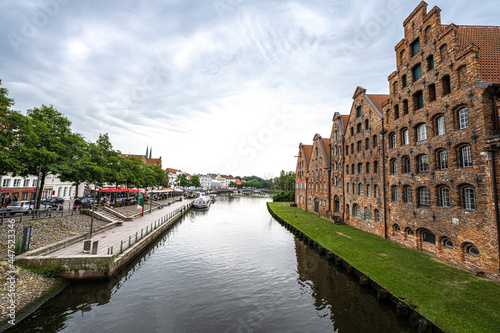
294,2,500,280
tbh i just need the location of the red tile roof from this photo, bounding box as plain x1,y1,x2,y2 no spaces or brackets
366,94,390,112
302,145,313,170
341,115,349,131
454,25,500,84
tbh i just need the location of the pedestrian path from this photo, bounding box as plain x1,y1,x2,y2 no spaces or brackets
44,199,193,257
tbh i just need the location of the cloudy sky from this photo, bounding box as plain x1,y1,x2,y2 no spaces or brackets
1,0,498,178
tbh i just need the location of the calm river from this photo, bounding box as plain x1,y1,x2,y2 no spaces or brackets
9,196,415,332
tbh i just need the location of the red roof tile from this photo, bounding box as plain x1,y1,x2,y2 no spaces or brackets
455,25,500,84
366,94,390,112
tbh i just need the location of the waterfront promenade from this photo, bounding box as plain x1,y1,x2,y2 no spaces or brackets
16,199,193,279
45,199,193,257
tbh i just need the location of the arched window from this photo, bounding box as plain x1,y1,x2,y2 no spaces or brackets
374,209,380,223
389,133,397,148
374,185,379,198
407,228,415,237
373,135,378,147
403,99,409,114
417,123,427,141
359,183,364,195
365,119,369,130
404,186,412,203
391,186,399,202
354,204,362,219
437,150,448,170
346,183,350,194
439,187,451,207
366,162,370,174
352,183,356,195
459,145,472,168
393,224,401,233
365,137,369,150
364,207,370,220
422,231,436,245
402,156,411,174
463,186,476,210
390,159,398,175
334,195,340,213
436,116,445,135
346,165,349,174
418,155,429,173
394,105,400,119
442,238,453,249
458,108,469,129
402,128,409,145
465,244,479,256
358,163,363,174
366,184,371,197
374,161,379,173
419,187,431,206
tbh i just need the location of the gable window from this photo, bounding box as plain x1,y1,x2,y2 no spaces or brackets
440,187,451,207
463,186,476,210
356,106,361,117
418,155,429,173
394,105,399,119
411,38,420,56
440,44,448,62
458,65,467,88
412,63,422,82
373,135,378,147
357,141,362,152
374,161,378,173
442,75,451,95
365,119,369,130
357,123,362,133
436,116,445,135
437,150,448,170
366,162,370,174
346,145,349,156
402,129,409,145
458,107,469,129
417,123,427,142
419,187,431,206
413,90,424,110
428,84,436,102
402,100,409,114
460,145,472,168
402,156,411,173
365,138,369,150
427,55,434,70
390,133,397,148
402,75,407,88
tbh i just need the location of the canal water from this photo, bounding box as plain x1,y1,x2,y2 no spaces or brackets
9,196,415,332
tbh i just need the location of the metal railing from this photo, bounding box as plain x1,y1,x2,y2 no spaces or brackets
0,205,85,224
107,203,191,256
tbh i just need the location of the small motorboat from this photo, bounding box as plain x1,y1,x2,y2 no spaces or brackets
193,196,211,209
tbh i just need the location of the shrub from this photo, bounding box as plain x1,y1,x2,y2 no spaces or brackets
273,190,294,202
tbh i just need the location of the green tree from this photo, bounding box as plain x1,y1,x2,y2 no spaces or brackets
177,174,189,187
190,175,200,188
229,181,236,188
0,105,83,209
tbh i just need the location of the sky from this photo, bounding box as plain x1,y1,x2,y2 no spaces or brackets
0,0,499,179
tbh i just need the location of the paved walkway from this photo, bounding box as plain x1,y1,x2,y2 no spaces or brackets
43,199,193,257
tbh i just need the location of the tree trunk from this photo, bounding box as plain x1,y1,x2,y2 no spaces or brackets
36,169,47,210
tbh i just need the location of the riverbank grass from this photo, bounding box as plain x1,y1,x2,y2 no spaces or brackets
268,202,500,333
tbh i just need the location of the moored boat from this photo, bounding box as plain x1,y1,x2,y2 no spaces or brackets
193,196,211,209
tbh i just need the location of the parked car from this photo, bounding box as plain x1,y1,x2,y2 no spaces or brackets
49,197,65,205
5,201,53,215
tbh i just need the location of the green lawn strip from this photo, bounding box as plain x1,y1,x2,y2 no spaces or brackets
268,202,500,333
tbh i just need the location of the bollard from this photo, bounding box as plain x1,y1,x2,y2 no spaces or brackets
120,241,123,253
91,241,99,255
111,246,113,255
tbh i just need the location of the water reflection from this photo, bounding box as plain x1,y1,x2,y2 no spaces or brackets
8,196,415,333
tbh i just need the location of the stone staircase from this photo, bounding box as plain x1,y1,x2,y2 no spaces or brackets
93,209,124,224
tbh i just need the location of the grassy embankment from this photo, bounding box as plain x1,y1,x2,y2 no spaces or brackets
268,202,500,333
